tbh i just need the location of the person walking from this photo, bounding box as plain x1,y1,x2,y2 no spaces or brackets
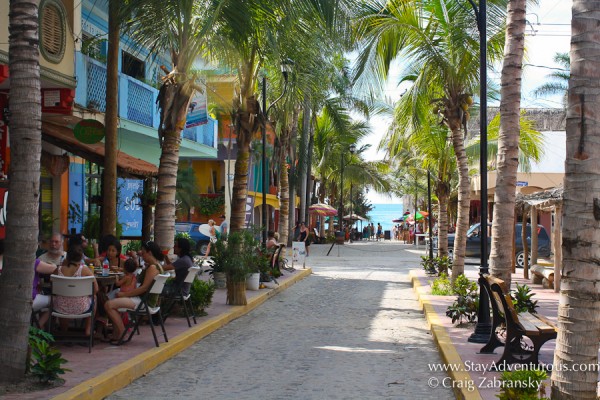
376,223,382,241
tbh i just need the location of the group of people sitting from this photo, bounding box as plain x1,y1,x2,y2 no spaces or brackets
32,232,194,345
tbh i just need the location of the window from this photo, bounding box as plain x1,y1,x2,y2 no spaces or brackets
122,51,145,80
39,0,67,64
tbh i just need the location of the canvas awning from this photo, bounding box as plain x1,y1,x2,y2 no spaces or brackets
42,115,158,178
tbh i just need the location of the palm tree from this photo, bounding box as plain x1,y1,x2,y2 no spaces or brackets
0,0,42,383
533,52,569,107
208,0,353,235
354,0,506,281
488,0,527,287
122,0,220,251
176,165,201,221
550,2,600,398
102,0,120,236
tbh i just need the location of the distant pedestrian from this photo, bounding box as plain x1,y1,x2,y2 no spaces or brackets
376,223,382,241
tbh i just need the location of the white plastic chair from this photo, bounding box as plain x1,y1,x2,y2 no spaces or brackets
49,275,95,352
170,266,200,327
118,273,170,347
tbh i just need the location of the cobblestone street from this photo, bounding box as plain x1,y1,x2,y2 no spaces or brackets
109,241,453,399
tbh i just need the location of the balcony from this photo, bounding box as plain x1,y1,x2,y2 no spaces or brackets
75,52,216,149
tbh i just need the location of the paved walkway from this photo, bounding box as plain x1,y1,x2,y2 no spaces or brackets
108,241,453,399
411,263,561,399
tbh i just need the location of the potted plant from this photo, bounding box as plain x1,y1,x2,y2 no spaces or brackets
206,239,228,289
221,231,254,305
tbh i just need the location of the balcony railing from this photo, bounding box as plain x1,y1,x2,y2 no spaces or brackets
75,52,216,148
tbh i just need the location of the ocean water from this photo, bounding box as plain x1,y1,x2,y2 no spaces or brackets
366,203,404,232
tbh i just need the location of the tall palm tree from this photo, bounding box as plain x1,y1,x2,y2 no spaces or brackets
354,0,506,281
551,2,600,398
533,52,569,107
208,0,353,234
122,0,221,251
102,0,120,236
0,0,42,383
488,0,527,287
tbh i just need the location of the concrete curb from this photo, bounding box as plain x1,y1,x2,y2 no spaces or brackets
409,270,481,400
52,268,313,400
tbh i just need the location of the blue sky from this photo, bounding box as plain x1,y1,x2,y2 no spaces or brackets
364,0,571,204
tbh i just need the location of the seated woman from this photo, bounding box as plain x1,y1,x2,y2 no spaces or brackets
103,241,164,344
32,258,58,328
266,230,278,251
52,245,98,336
163,237,194,297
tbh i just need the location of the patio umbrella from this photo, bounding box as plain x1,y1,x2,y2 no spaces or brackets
415,211,429,220
308,203,338,216
343,213,366,221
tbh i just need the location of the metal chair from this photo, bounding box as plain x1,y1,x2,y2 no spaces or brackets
166,266,200,327
118,273,170,347
48,275,95,353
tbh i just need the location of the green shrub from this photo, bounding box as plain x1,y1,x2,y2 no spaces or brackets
190,279,216,313
445,274,479,325
421,256,437,275
511,284,538,314
430,273,453,295
421,256,453,275
496,369,548,400
123,240,142,254
28,327,69,383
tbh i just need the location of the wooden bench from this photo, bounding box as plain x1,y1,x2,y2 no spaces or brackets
479,275,557,366
530,264,554,289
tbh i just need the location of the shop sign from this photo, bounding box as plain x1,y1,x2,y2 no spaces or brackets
74,119,105,144
516,181,529,187
118,178,143,237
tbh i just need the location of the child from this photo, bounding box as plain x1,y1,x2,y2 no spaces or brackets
115,258,138,294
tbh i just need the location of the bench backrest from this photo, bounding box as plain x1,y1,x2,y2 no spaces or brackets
483,275,522,329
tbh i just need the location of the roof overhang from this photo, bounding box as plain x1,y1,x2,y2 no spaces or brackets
42,114,158,178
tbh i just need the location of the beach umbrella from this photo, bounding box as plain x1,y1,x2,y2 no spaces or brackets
415,211,429,220
343,213,367,221
308,203,338,216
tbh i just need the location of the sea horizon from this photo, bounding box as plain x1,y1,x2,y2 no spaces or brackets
363,203,404,233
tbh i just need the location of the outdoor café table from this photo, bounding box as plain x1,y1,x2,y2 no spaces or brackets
94,272,122,292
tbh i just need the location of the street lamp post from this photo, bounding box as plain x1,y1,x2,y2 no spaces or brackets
427,169,433,259
261,60,293,248
348,144,356,242
466,0,492,344
328,143,356,256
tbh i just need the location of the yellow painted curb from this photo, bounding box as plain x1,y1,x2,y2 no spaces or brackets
409,270,482,400
52,268,312,400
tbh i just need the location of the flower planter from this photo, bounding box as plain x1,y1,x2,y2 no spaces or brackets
212,272,226,289
246,273,260,291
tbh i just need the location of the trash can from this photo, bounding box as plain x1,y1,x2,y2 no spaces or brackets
384,230,391,240
335,231,345,244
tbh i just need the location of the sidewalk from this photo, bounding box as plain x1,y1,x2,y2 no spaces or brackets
3,268,312,400
410,266,558,400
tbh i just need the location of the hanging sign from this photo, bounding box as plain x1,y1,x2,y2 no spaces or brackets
74,119,105,144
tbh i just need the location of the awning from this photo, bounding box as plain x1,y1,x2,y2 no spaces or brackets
41,115,158,178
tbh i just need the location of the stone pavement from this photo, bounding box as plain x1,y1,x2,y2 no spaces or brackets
108,240,453,400
2,266,311,400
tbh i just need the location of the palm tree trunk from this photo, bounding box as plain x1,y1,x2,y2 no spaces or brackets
102,0,120,237
278,127,290,244
488,0,526,287
449,124,470,282
154,81,193,251
551,2,600,392
287,107,300,245
298,97,310,223
230,96,260,233
0,0,41,382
